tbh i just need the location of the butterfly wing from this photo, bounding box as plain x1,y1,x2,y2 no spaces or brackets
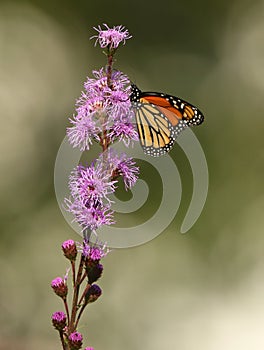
133,101,188,156
141,94,204,127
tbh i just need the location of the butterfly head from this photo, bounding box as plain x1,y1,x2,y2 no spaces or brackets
130,83,142,102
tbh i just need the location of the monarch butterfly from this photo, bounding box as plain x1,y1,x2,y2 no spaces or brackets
130,84,204,157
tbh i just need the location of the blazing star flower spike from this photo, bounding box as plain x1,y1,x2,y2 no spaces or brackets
91,24,132,49
54,23,140,350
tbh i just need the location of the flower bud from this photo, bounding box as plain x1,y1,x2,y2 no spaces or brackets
62,240,77,261
52,311,67,331
51,277,68,298
85,284,102,303
68,331,83,350
87,263,103,284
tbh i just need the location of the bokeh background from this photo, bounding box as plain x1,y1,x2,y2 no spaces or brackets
1,0,264,349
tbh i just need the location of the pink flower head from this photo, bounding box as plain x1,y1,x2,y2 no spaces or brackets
91,24,131,49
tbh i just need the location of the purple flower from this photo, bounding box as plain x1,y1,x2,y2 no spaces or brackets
68,163,116,206
68,331,83,350
103,149,139,190
84,348,94,350
65,156,119,231
83,68,109,94
65,198,115,231
67,68,136,151
108,121,138,146
52,311,67,331
67,113,101,151
81,240,110,261
83,69,131,117
83,69,130,96
91,24,132,49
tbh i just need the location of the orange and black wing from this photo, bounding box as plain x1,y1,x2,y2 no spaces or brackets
140,93,204,127
130,84,204,157
133,101,188,156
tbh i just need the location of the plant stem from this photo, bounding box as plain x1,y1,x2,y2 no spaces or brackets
78,283,91,306
106,49,114,88
79,270,87,285
71,260,76,286
59,330,67,350
63,297,70,326
68,255,85,333
75,303,87,329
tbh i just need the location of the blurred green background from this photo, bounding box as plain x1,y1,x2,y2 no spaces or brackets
1,0,264,349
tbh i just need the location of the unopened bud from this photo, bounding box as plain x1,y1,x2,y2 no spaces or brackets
62,239,77,261
51,277,68,298
68,331,83,350
85,284,102,303
52,311,67,331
